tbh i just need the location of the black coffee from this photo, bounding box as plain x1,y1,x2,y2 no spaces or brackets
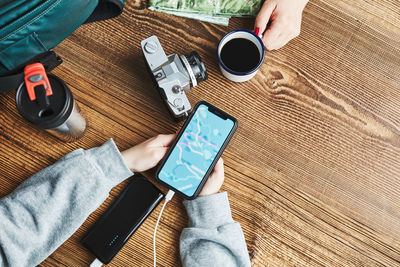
220,38,260,73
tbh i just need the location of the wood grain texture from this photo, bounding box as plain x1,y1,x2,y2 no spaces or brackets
1,0,400,266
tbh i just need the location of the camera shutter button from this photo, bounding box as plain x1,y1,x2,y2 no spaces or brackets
144,41,158,54
172,85,181,94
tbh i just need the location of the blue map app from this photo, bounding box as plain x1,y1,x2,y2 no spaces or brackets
158,104,235,197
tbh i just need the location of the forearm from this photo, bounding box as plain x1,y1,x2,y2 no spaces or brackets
0,139,133,267
180,192,250,267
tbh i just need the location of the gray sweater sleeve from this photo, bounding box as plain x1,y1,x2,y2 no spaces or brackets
0,139,133,267
180,192,251,267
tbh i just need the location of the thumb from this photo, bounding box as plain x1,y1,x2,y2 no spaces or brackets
155,146,169,160
153,134,175,147
254,0,276,35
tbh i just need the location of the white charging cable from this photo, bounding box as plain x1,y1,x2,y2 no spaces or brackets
90,258,102,267
153,190,175,267
89,189,175,267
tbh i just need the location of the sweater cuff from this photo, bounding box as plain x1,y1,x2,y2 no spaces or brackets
183,192,234,229
86,139,133,185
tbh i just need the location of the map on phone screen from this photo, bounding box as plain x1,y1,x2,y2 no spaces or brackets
159,104,235,197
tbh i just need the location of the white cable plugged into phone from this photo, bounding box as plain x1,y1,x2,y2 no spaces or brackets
89,189,174,267
90,258,102,267
153,189,175,267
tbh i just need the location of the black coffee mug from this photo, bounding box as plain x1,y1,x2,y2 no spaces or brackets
218,29,265,82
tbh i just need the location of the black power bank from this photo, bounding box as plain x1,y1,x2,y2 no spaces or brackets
81,175,164,264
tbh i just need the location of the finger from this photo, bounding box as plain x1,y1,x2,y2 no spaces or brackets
214,158,224,173
153,134,176,147
273,33,291,50
154,147,169,160
199,158,225,196
272,30,294,50
262,21,282,50
210,158,224,180
254,0,276,35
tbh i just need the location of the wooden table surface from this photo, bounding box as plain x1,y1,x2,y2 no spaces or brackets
1,0,399,266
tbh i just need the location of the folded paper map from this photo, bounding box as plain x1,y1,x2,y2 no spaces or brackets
148,0,263,26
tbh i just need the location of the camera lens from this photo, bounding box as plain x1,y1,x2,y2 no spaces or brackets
182,51,208,87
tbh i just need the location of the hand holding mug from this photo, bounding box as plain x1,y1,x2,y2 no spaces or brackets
254,0,309,50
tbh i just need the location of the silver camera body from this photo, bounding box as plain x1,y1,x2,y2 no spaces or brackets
141,36,207,120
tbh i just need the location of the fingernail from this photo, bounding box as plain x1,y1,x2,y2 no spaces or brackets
254,27,260,36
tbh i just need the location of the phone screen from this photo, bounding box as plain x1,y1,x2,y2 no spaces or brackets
158,103,236,198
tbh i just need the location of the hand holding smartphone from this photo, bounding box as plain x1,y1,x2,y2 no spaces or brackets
156,101,237,199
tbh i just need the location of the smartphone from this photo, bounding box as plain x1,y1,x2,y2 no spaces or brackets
81,175,164,264
155,101,238,199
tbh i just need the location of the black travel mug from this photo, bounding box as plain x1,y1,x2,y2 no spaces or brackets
15,74,87,142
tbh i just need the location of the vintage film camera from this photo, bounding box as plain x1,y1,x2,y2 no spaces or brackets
141,36,207,120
